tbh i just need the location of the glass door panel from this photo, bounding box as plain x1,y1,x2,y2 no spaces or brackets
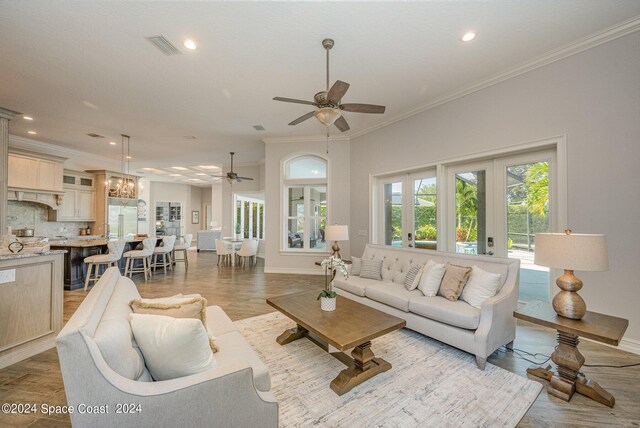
383,181,403,246
503,159,552,302
413,176,437,250
454,170,487,254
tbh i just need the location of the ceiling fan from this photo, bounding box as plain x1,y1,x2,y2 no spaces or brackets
273,38,386,132
209,152,254,184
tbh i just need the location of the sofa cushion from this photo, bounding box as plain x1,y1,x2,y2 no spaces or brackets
350,256,362,276
130,313,216,381
333,275,371,297
418,260,446,297
360,258,383,280
460,265,502,309
214,331,271,392
409,296,481,330
365,282,422,312
206,305,239,336
92,279,152,382
404,264,423,291
438,263,472,301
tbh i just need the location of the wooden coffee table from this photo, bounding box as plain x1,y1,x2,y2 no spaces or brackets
267,290,406,395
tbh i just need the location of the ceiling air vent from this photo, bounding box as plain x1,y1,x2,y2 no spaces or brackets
86,133,105,138
253,125,266,131
146,35,182,56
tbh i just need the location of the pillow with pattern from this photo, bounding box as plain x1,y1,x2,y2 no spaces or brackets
360,258,383,280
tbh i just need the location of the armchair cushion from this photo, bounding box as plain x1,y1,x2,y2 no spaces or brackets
214,331,271,392
130,313,216,381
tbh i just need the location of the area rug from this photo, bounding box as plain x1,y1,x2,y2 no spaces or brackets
234,312,542,428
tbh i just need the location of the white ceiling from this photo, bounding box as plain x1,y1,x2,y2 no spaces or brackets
1,1,639,171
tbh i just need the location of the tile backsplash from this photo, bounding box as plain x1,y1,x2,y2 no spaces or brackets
7,201,93,237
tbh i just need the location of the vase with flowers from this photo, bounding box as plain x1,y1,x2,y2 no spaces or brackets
317,255,349,311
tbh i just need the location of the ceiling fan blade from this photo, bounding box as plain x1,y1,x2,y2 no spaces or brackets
209,175,226,178
236,176,254,181
327,80,350,103
334,115,350,132
288,111,315,126
340,103,386,114
273,97,315,106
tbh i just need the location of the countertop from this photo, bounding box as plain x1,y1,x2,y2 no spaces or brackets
0,250,67,261
48,236,161,248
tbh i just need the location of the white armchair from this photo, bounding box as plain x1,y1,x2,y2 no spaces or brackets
56,268,278,427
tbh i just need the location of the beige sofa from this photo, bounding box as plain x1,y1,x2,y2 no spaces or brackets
334,244,520,369
56,267,277,428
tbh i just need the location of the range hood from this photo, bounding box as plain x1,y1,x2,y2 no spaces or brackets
8,189,64,210
6,149,66,210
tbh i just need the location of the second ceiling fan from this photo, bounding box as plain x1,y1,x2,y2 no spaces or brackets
273,38,386,132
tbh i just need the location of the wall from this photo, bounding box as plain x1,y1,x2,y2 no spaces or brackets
7,201,90,237
349,33,640,345
189,186,203,236
211,183,222,229
264,138,350,274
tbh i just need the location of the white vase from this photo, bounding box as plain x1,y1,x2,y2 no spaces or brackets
320,296,336,311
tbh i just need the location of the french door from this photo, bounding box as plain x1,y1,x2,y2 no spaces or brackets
376,169,438,250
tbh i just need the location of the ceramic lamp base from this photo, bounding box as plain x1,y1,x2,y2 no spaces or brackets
552,270,586,320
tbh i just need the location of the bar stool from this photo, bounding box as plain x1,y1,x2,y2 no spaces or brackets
173,234,193,268
83,240,125,291
152,235,176,274
124,237,157,281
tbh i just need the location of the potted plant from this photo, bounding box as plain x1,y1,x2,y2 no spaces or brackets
235,222,242,239
317,256,349,311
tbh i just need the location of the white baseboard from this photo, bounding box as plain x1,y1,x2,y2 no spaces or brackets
619,338,640,355
264,267,323,275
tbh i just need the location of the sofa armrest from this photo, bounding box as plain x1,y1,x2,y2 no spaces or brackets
474,280,518,360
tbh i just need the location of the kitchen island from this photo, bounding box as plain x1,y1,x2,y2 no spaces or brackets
49,237,163,290
0,251,65,369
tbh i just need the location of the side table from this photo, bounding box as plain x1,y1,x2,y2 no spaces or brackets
514,300,628,407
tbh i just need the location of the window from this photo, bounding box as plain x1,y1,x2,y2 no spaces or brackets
283,156,328,251
234,195,264,240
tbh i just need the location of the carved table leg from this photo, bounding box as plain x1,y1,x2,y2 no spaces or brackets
576,374,615,407
548,331,584,402
276,324,308,345
330,341,391,396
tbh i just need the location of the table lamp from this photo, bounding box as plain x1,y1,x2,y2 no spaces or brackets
325,225,349,259
534,230,609,320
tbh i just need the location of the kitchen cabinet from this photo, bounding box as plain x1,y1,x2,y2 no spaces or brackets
7,152,63,192
48,171,96,222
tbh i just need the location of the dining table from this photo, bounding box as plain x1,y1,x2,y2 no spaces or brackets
222,237,244,266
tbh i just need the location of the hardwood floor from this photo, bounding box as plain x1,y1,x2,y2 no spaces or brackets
1,250,638,427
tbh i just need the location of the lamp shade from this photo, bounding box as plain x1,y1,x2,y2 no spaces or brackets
534,232,609,271
325,225,349,242
314,107,342,125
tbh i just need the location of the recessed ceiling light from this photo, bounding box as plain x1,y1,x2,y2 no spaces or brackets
183,40,197,50
23,116,33,121
126,156,132,159
188,178,200,181
142,168,153,171
461,31,476,42
109,141,116,145
195,173,207,176
169,174,182,177
27,130,37,135
198,165,217,169
172,167,188,170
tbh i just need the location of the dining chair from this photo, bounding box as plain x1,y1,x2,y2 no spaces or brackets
124,237,157,281
173,234,193,267
215,239,233,266
236,239,258,267
83,240,125,291
152,235,176,274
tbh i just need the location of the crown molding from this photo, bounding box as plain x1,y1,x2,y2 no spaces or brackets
350,15,640,139
0,107,21,120
9,135,121,170
263,135,350,144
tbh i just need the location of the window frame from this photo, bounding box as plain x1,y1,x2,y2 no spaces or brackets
281,154,330,253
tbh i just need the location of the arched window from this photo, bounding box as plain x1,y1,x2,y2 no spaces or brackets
283,155,328,251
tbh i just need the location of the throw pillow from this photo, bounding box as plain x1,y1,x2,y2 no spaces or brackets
404,264,424,291
438,263,473,301
129,295,218,352
360,258,383,280
350,256,362,276
130,313,216,381
417,260,446,297
460,265,502,309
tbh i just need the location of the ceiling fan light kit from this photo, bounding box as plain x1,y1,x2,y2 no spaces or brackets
273,38,386,132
